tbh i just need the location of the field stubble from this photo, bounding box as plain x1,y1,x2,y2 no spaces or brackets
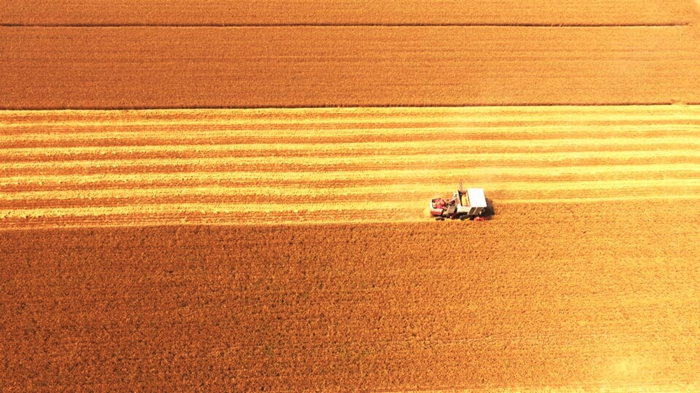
1,106,700,230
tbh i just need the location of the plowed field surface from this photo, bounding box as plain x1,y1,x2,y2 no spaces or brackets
1,106,699,230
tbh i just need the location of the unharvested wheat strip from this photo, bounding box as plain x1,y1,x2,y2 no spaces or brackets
4,152,699,173
2,192,698,221
2,137,699,159
4,124,700,147
2,109,699,131
4,145,698,164
0,113,557,128
4,167,700,187
0,212,406,231
0,201,404,218
2,106,700,129
3,175,698,197
1,160,698,180
0,185,697,210
0,212,415,231
0,167,698,185
0,118,700,143
5,123,699,144
5,187,695,210
5,172,700,198
2,179,699,202
4,192,700,220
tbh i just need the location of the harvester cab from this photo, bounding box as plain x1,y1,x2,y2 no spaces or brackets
430,182,491,221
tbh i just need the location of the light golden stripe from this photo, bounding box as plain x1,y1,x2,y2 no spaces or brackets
2,106,700,128
1,180,699,205
3,193,700,220
3,166,700,187
3,152,699,172
2,124,700,143
5,124,700,145
2,106,700,228
1,137,698,159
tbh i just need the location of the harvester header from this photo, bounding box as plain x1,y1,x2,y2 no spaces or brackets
429,182,492,221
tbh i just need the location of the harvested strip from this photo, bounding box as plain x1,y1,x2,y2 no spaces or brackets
1,106,699,229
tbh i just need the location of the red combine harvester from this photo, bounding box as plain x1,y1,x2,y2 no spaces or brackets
429,182,492,221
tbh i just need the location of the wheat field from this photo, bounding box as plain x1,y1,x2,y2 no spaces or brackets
3,0,700,390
